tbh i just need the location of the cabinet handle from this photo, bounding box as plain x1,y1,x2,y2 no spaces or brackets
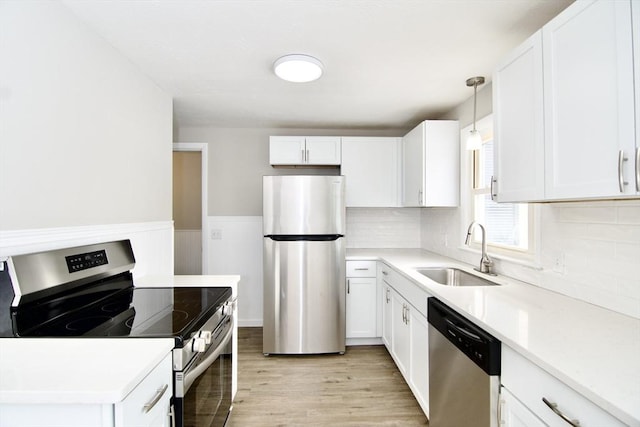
143,384,169,413
385,288,390,303
354,268,369,271
382,270,388,276
418,190,423,205
347,279,350,294
636,147,640,191
306,149,310,163
542,397,581,426
497,395,505,425
405,305,409,324
490,175,497,201
618,150,628,193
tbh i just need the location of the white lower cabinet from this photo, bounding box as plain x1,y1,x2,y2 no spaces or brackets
500,387,546,427
115,352,173,427
346,277,377,338
501,345,626,427
346,261,379,340
390,288,410,375
379,262,430,418
0,353,173,427
380,275,393,348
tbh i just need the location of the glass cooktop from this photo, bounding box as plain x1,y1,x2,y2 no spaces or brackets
1,271,231,345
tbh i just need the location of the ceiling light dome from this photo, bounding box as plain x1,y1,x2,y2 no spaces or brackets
274,54,324,83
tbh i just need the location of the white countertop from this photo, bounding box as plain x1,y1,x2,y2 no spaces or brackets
0,338,173,404
348,248,640,427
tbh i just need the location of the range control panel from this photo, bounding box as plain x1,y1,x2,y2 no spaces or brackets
65,250,108,273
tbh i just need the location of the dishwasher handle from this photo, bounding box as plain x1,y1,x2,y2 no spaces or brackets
445,318,483,343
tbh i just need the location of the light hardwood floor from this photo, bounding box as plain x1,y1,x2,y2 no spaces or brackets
229,327,429,426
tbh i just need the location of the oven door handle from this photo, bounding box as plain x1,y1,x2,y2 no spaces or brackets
183,323,233,394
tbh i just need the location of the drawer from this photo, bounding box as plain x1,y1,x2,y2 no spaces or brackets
115,352,172,427
346,260,377,277
377,262,430,317
501,346,626,427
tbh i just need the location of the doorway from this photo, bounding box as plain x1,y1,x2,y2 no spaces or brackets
172,143,208,274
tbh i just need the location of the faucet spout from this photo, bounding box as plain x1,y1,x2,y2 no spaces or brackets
465,221,496,275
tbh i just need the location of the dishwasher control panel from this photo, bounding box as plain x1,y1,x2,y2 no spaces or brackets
428,297,501,375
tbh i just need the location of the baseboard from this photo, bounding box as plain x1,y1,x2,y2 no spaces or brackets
346,337,384,346
238,319,263,328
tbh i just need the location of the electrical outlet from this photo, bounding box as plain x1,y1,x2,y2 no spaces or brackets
211,229,222,240
552,252,565,274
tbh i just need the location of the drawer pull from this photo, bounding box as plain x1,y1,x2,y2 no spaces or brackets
542,397,581,426
354,268,369,271
382,271,388,276
143,384,169,413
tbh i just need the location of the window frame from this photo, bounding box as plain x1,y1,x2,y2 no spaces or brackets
460,115,538,263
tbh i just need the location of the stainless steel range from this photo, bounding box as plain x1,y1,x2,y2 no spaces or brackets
0,240,235,427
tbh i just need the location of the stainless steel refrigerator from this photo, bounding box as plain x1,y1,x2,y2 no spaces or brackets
262,175,346,355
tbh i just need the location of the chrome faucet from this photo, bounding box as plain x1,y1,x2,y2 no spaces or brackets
465,221,496,275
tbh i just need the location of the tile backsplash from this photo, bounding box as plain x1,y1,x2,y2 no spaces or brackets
346,208,421,249
421,200,640,319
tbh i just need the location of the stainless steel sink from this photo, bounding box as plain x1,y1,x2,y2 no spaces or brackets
416,268,500,287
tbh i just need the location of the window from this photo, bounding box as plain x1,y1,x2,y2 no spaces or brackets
465,115,534,257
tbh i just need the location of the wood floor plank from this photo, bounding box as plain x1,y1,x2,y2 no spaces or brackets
229,327,429,426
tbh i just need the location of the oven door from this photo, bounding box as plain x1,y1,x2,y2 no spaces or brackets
174,314,233,427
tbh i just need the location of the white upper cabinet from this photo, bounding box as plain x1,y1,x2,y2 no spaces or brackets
402,120,459,207
270,136,341,165
493,30,545,202
305,136,342,165
493,0,639,202
543,0,636,200
341,137,401,207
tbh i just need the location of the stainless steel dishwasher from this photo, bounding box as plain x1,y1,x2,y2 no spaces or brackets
428,297,501,427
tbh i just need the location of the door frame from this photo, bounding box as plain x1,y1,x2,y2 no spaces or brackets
172,142,209,274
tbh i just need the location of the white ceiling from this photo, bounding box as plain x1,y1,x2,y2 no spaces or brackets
62,0,573,131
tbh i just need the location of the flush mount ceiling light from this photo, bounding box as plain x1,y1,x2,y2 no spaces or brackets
274,54,324,83
466,76,485,151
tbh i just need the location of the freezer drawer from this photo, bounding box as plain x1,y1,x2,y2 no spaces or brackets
263,237,345,354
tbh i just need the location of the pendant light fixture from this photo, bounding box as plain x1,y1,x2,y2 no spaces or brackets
274,54,324,83
466,76,485,150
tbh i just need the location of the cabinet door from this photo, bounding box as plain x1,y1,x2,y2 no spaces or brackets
390,290,410,375
269,136,306,165
346,277,378,338
423,121,460,206
305,136,341,165
543,0,635,199
341,137,401,207
115,353,172,427
500,387,546,427
408,307,429,418
493,30,545,202
402,123,424,206
381,283,392,348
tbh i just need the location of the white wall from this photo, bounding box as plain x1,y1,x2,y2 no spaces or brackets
0,1,173,231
